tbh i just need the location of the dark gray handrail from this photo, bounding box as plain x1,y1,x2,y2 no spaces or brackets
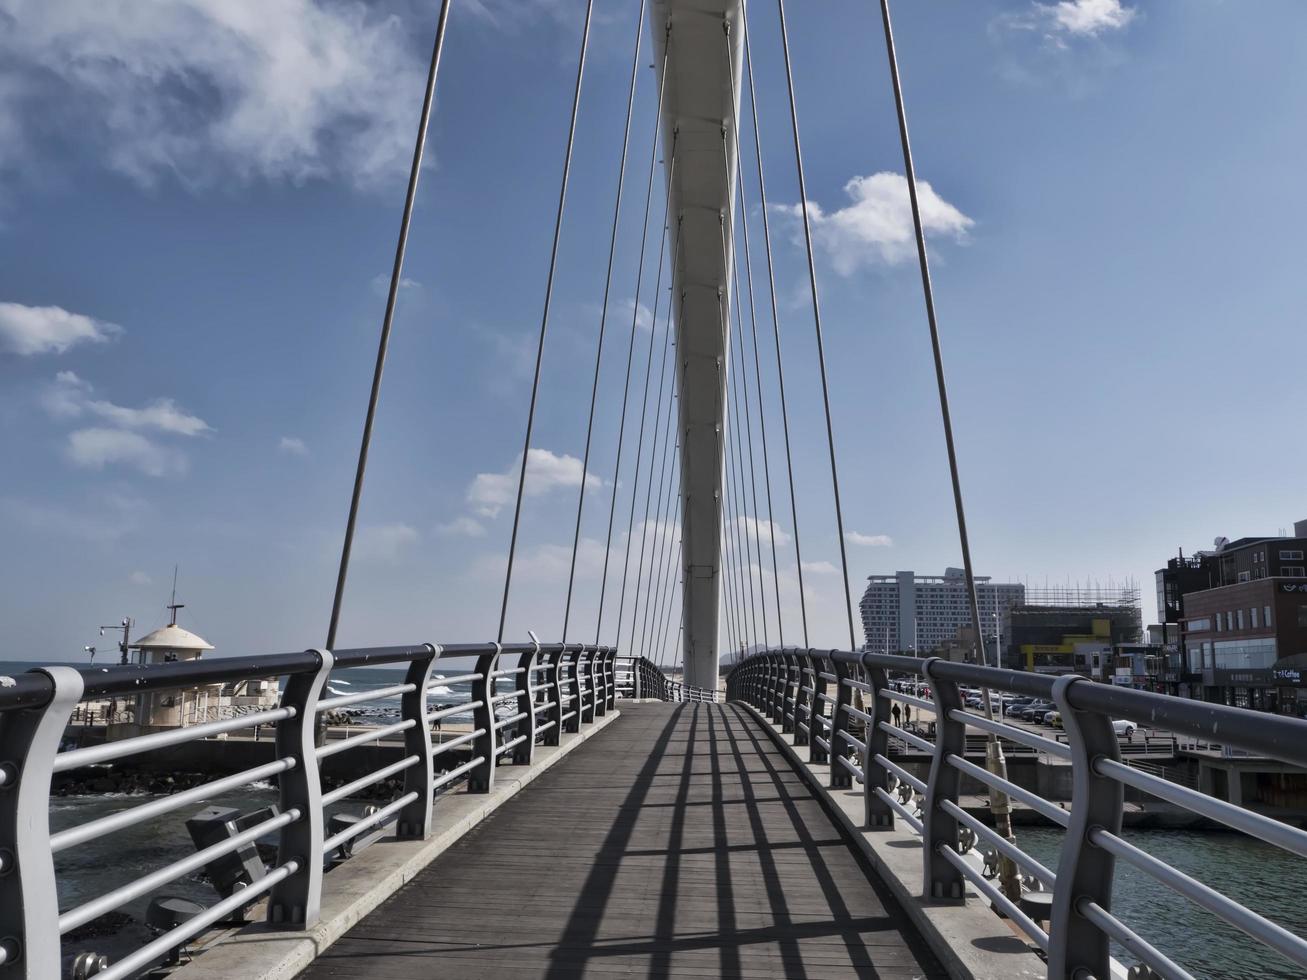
726,646,1307,979
0,639,619,978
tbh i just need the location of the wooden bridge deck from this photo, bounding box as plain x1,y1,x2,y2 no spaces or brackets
299,701,947,979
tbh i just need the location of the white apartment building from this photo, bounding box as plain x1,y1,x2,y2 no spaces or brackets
860,568,1025,657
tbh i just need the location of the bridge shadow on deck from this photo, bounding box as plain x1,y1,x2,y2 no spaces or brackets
299,702,946,979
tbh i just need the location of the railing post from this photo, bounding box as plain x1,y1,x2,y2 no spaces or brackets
768,654,783,722
793,652,813,747
605,649,618,711
809,651,829,764
268,649,333,927
1048,674,1123,979
580,648,597,724
830,653,854,789
633,655,643,701
862,655,896,830
511,643,538,765
397,644,438,839
542,647,563,746
0,666,83,978
921,657,965,900
781,654,797,735
467,647,500,792
563,648,583,733
592,647,607,718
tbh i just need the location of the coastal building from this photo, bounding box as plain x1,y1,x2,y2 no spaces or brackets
1006,591,1143,674
859,569,1024,659
1157,521,1307,713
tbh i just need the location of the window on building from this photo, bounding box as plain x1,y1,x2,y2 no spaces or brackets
1215,613,1223,632
1252,607,1261,629
1238,571,1251,583
1184,618,1211,633
1281,550,1304,561
1237,609,1244,629
1285,567,1307,577
1266,605,1273,627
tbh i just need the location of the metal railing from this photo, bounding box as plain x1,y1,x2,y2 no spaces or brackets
727,647,1307,980
615,656,720,704
0,641,619,979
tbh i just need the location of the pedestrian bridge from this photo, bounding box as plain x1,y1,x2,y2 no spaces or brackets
4,645,1307,980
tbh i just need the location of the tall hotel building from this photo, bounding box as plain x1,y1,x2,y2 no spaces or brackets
860,569,1025,656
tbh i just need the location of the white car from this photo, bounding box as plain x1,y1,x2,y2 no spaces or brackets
1112,719,1137,738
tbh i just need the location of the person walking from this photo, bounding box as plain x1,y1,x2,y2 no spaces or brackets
891,703,902,729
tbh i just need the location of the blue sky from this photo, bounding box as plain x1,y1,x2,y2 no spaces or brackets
2,0,1305,663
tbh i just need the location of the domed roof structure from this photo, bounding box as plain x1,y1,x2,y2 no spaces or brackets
130,624,214,653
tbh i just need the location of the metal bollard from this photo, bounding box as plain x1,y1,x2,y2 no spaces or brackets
467,647,500,793
397,644,438,839
921,658,965,900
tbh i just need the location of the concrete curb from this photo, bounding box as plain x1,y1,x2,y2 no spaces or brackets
171,710,621,980
739,703,1046,980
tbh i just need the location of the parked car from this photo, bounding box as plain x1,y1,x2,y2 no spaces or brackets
1043,710,1063,728
1019,701,1055,722
1004,699,1035,717
1112,719,1137,739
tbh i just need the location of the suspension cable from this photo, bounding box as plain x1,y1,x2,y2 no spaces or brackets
775,0,857,650
498,0,597,641
619,272,677,657
877,0,1023,904
743,11,808,646
727,278,761,648
326,0,454,650
653,485,683,664
725,12,781,650
561,0,649,642
658,532,683,666
596,110,678,646
631,349,678,659
724,376,754,649
730,221,770,650
642,442,681,661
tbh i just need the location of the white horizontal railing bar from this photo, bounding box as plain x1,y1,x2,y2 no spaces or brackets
92,859,300,980
322,792,418,855
58,807,301,934
946,753,1070,828
814,735,830,752
881,691,934,712
838,730,867,754
1077,899,1196,980
429,700,480,723
497,734,527,755
433,673,482,686
496,688,527,700
1091,828,1307,971
1095,757,1307,860
940,846,1049,952
317,683,415,712
878,720,933,754
873,786,923,835
842,703,874,726
536,719,557,735
53,706,296,772
433,755,484,792
873,753,927,795
842,677,873,694
51,757,296,853
490,667,525,678
430,728,484,759
817,672,837,682
836,754,864,782
321,755,420,808
938,799,1055,888
560,710,577,722
493,711,527,730
533,700,557,713
316,719,415,760
948,708,1072,759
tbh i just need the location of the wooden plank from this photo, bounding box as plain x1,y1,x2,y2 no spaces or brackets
298,703,947,979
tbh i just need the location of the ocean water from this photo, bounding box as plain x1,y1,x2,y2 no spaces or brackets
1017,826,1307,979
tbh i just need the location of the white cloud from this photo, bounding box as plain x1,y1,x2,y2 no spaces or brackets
66,427,187,477
1040,0,1135,37
0,0,427,188
737,515,792,548
44,371,211,436
779,172,972,275
354,522,419,563
468,448,601,519
0,491,147,542
369,272,422,297
129,570,152,585
801,560,839,575
0,302,121,356
278,436,309,457
436,516,486,538
845,531,893,548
